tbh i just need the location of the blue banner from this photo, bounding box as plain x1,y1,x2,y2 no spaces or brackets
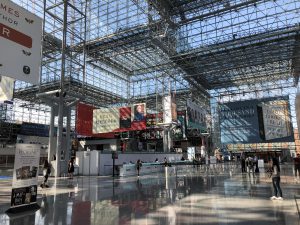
220,96,294,144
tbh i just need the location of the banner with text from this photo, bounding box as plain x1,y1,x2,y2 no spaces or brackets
220,96,294,144
262,100,292,140
93,108,120,134
11,144,40,207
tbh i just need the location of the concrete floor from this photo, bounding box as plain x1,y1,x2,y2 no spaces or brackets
0,163,300,225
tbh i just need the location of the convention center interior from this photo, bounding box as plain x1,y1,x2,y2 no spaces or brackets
1,0,300,224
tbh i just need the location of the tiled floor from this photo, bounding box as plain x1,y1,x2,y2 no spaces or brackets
0,163,300,225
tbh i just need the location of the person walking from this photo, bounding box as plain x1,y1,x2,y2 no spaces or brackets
136,159,142,177
68,157,75,179
241,156,246,173
294,153,300,181
270,157,283,200
41,159,51,188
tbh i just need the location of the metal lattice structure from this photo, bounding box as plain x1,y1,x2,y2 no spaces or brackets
2,0,300,144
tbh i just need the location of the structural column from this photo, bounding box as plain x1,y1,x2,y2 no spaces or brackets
48,106,55,162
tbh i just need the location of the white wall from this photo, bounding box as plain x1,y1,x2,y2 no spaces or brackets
75,151,183,176
98,152,182,176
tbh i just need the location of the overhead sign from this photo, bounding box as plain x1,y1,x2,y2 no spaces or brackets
0,0,43,84
0,75,14,101
10,144,40,208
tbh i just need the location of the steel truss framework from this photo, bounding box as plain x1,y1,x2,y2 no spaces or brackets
2,0,300,145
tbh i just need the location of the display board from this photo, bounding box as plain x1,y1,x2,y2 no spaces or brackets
0,0,42,84
10,144,40,208
220,96,294,144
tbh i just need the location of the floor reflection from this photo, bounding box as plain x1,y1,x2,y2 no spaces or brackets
0,164,299,225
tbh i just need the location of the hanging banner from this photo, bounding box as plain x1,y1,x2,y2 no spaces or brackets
261,100,292,140
93,108,119,133
132,103,146,122
295,93,300,134
186,99,207,131
163,95,172,124
119,107,131,128
0,0,43,84
0,75,14,101
10,144,40,208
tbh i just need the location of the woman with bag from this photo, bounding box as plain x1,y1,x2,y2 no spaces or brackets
270,157,283,200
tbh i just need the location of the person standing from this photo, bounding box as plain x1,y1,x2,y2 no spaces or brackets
241,156,246,173
68,157,75,179
136,159,142,177
270,157,283,200
294,153,300,180
41,159,51,188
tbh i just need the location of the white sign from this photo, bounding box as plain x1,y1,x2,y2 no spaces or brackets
0,75,14,101
11,144,40,207
0,0,43,84
93,108,119,133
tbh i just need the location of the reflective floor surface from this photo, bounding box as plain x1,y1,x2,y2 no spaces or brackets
1,163,300,225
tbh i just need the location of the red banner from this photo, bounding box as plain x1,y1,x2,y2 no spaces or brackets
76,103,146,137
0,23,32,48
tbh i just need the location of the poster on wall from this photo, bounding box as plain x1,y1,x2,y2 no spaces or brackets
0,0,43,84
10,144,40,208
93,108,119,133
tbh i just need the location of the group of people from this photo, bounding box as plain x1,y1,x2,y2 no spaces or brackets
40,156,75,188
241,156,259,173
240,154,283,200
136,157,169,177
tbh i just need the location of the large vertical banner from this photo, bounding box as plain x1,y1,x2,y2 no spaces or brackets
295,93,300,134
262,100,292,140
186,99,207,131
10,144,40,208
163,95,172,124
0,0,43,84
119,107,131,128
163,95,177,124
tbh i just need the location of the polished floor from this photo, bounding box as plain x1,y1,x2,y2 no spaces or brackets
1,163,300,225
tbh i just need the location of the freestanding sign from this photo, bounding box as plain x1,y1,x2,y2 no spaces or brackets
6,144,41,213
0,0,43,84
